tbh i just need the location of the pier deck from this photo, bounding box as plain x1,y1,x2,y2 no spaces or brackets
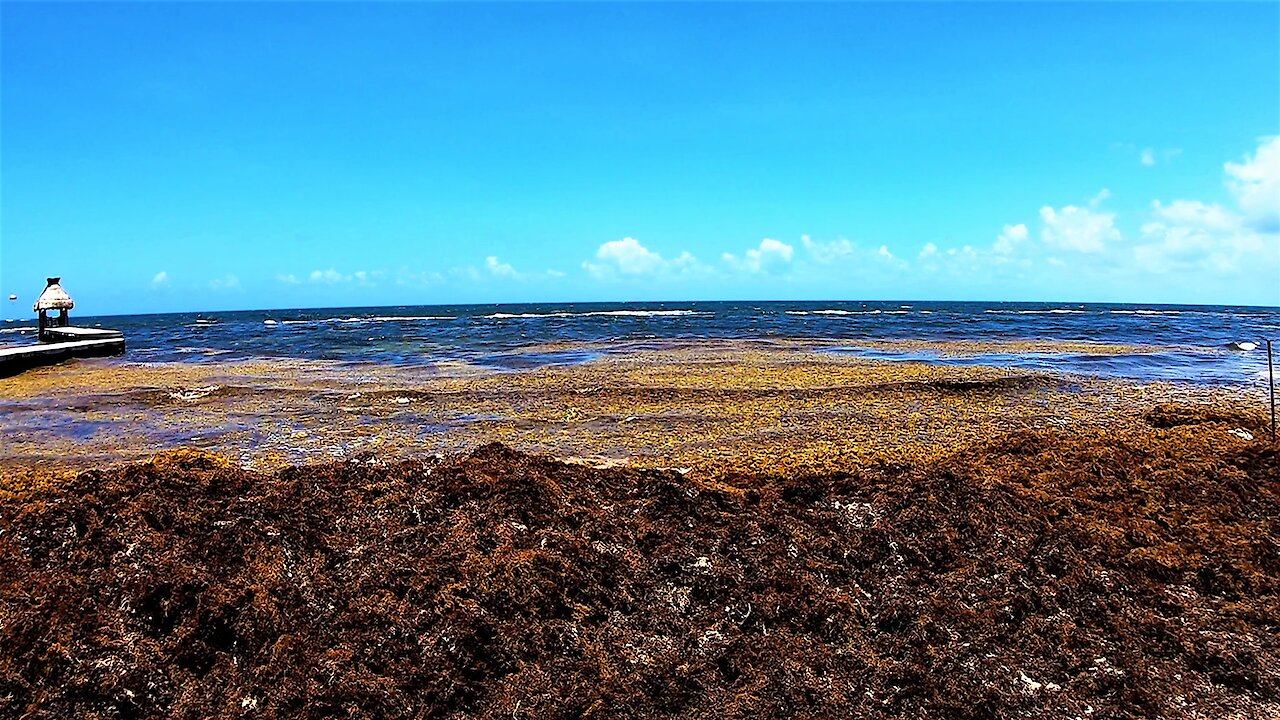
43,326,124,342
0,335,125,378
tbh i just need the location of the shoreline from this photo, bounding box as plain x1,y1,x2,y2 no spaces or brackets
1,339,1269,476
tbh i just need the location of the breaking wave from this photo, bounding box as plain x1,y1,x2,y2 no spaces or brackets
484,310,708,320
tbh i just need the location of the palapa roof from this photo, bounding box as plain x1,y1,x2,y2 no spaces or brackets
34,278,74,312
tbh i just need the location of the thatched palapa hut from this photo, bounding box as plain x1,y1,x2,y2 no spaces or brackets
34,277,74,342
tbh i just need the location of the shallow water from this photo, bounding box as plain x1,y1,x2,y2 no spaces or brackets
4,300,1277,384
826,346,1267,384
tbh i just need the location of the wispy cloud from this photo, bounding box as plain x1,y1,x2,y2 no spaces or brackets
150,271,169,288
395,267,444,287
800,235,854,265
1115,142,1181,167
209,274,240,291
1140,147,1182,167
456,256,562,282
309,269,347,284
282,269,382,286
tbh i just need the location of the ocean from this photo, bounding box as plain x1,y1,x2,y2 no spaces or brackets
3,300,1278,385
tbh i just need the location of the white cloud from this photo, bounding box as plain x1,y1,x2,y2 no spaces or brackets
276,273,301,284
1225,136,1280,232
476,256,562,281
309,269,347,284
209,274,240,290
1136,201,1272,275
876,244,908,270
150,271,169,288
1134,138,1280,276
1038,202,1119,253
395,268,443,287
801,235,855,264
593,237,664,275
302,269,379,286
484,256,517,278
723,238,794,274
918,242,939,259
993,223,1028,255
1150,200,1237,232
1135,217,1255,275
1139,147,1181,168
583,237,704,279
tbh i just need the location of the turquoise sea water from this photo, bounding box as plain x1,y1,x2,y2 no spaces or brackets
3,301,1278,385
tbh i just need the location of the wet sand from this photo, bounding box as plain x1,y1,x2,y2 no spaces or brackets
0,338,1256,476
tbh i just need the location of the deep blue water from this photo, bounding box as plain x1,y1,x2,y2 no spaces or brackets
3,301,1278,385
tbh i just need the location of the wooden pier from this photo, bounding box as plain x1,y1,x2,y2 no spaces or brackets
0,278,125,378
0,332,125,378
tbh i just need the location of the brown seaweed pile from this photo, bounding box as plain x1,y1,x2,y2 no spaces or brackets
1,405,1277,719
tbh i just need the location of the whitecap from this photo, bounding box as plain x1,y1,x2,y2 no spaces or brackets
366,315,453,322
279,316,449,325
986,309,1085,315
484,309,705,319
169,385,222,402
584,310,705,317
786,309,882,316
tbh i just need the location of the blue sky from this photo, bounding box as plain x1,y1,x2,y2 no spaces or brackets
2,2,1277,316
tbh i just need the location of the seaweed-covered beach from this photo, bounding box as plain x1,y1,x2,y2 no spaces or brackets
5,0,1278,715
0,339,1260,473
1,407,1276,718
1,341,1277,718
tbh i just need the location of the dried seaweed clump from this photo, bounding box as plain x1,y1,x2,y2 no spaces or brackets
0,409,1277,719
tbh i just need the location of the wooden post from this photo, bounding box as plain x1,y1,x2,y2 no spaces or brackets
1269,339,1276,441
